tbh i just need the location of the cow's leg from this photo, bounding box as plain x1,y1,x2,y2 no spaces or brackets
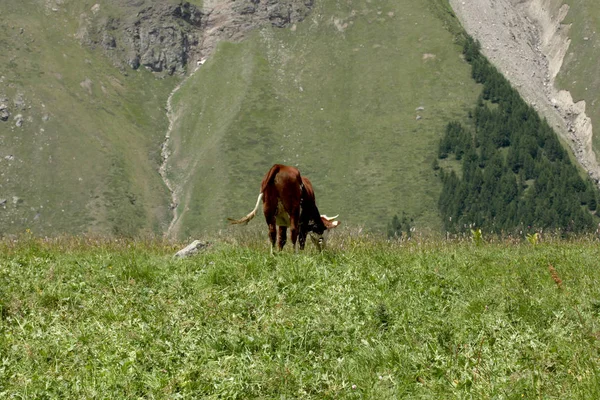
266,219,277,250
298,230,307,250
290,217,300,251
278,226,287,250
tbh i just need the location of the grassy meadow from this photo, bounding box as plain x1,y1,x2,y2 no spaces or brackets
1,228,600,398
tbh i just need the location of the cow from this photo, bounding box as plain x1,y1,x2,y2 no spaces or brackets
228,164,340,251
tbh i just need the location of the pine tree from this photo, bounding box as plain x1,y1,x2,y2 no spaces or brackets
435,33,599,234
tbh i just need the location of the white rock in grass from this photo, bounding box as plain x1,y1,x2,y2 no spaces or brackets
174,240,209,258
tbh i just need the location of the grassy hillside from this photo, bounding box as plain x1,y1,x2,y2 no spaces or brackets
166,0,481,238
2,233,600,397
4,0,595,240
557,0,600,150
0,0,176,237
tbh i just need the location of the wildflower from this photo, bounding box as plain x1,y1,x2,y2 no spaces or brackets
548,264,563,289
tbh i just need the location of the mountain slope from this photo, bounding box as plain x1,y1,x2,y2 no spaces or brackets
0,1,178,236
557,0,600,158
3,0,597,239
449,0,600,185
0,0,318,238
165,0,482,238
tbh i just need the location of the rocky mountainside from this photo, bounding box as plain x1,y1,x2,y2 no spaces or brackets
76,0,314,76
2,0,597,238
76,0,316,237
0,0,316,237
78,2,205,76
449,0,600,185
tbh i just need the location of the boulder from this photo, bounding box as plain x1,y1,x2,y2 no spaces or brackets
174,239,209,258
14,114,23,127
0,103,9,121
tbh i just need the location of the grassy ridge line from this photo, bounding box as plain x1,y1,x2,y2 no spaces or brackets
1,234,600,398
166,0,481,238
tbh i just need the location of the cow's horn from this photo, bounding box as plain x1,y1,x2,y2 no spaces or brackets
321,214,339,221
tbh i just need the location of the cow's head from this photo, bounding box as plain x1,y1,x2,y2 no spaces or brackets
308,214,340,250
321,214,340,229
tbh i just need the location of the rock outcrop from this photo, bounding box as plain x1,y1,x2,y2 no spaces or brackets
200,0,314,57
78,0,314,76
14,114,23,127
449,0,600,185
79,2,205,75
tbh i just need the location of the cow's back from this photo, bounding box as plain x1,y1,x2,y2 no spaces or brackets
261,164,302,213
261,165,301,195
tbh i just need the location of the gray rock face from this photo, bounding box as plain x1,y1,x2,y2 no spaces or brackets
79,0,314,75
232,0,314,27
122,3,204,74
195,0,314,65
83,2,205,75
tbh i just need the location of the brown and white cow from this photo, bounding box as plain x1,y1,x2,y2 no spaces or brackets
228,164,340,250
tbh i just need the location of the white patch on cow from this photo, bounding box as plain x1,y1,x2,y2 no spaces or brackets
309,232,325,249
275,200,290,227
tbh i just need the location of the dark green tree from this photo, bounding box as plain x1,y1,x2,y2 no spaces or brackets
435,34,599,234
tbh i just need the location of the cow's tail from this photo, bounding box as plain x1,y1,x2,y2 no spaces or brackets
227,193,263,225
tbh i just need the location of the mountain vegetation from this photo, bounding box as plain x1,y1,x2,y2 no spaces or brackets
0,1,178,237
1,0,598,238
437,37,599,234
165,0,481,237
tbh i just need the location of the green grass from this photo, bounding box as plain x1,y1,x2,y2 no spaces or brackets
2,231,600,398
166,0,481,238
